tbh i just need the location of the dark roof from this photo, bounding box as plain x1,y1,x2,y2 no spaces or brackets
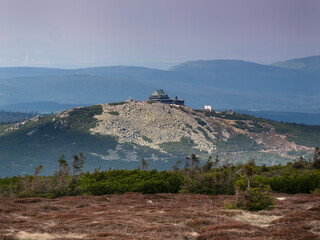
149,89,169,100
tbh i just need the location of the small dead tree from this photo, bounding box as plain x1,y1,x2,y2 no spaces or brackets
32,164,44,194
53,154,71,194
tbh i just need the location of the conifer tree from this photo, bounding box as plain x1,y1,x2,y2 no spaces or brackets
72,152,85,176
141,158,149,171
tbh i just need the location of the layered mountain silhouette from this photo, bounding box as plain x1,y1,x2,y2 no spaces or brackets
272,55,320,71
0,55,319,113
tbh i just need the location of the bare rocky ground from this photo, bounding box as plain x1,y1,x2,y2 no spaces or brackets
89,101,312,159
0,193,320,240
91,102,218,153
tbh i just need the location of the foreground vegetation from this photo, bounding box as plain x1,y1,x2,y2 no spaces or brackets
2,192,319,239
1,148,320,212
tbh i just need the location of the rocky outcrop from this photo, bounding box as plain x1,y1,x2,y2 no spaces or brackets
90,101,312,157
91,101,218,153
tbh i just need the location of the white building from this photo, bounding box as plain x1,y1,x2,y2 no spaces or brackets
204,105,212,111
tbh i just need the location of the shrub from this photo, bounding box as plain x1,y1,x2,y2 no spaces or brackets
206,126,213,133
232,185,274,211
108,101,127,106
197,127,212,141
65,105,103,130
195,117,206,126
261,170,320,194
108,111,119,115
142,136,152,143
312,183,320,194
3,152,320,199
232,121,247,130
312,148,320,169
181,156,237,195
312,159,320,169
292,157,309,169
80,169,183,195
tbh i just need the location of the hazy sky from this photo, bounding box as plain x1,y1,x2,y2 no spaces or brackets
1,0,319,69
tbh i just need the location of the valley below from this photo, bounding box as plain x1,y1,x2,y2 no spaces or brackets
0,193,319,240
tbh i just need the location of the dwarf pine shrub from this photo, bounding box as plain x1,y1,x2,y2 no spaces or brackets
229,185,274,211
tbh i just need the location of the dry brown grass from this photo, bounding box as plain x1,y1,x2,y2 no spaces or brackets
232,211,281,227
0,193,319,240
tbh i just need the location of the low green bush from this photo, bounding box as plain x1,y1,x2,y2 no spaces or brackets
108,102,127,106
232,185,274,211
81,169,183,195
142,136,152,143
195,117,206,126
108,111,119,115
2,151,320,199
251,169,320,194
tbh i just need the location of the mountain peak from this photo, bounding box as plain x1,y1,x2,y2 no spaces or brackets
169,59,268,72
271,55,320,71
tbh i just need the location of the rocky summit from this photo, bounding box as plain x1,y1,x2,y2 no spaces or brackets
92,101,217,153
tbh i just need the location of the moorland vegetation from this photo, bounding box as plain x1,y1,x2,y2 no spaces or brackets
1,148,320,211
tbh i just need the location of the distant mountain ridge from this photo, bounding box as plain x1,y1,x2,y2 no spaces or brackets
271,55,320,71
0,55,319,114
233,110,320,125
0,101,87,113
170,59,275,72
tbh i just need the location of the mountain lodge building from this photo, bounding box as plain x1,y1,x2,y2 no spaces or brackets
149,89,184,106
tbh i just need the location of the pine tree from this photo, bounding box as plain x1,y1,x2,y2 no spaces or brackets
72,152,85,176
141,158,149,171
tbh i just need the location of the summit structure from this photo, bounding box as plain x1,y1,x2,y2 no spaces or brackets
149,89,184,105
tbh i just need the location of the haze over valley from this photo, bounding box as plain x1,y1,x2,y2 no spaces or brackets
0,55,320,117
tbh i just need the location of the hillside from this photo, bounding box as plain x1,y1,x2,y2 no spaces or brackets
0,101,319,177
